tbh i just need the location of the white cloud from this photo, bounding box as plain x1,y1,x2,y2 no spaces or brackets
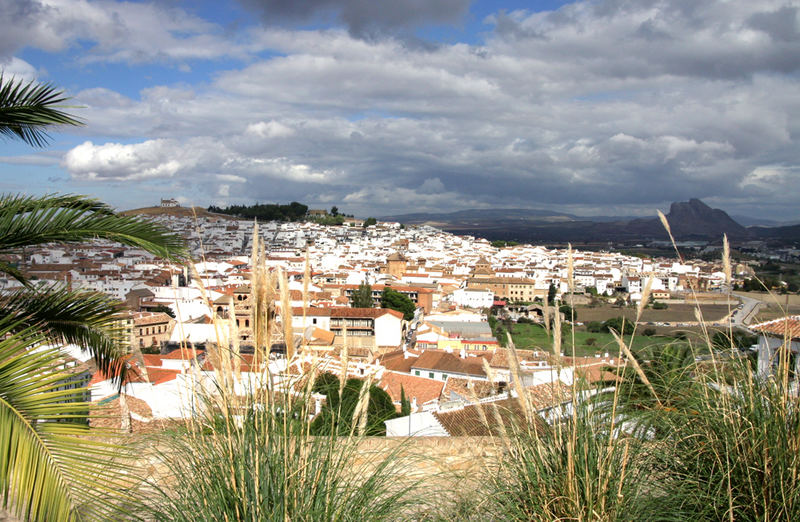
4,0,797,219
63,139,190,180
0,57,38,80
245,121,296,138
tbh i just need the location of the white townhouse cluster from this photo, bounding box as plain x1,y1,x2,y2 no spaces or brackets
7,212,735,434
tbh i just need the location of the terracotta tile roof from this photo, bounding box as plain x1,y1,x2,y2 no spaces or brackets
442,377,499,401
574,366,622,384
751,316,800,341
145,367,182,385
378,371,444,407
411,351,487,378
330,308,404,319
133,312,173,326
526,381,572,410
140,354,164,367
433,398,537,436
378,350,418,373
306,327,336,345
161,348,205,360
489,348,549,369
291,307,333,316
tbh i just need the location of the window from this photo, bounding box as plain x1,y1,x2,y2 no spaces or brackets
313,318,317,324
415,370,420,376
429,372,434,379
441,374,447,380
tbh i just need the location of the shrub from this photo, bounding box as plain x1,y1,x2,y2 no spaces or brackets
644,360,800,519
141,390,419,521
485,397,645,521
586,321,604,333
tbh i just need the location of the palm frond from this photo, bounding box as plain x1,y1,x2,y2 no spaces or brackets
0,193,113,216
0,193,188,263
0,74,83,148
0,259,29,288
1,284,129,381
0,317,135,521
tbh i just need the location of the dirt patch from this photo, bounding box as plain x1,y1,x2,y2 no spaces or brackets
576,303,733,324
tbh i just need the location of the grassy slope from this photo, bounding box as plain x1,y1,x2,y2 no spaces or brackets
119,206,236,220
510,323,678,357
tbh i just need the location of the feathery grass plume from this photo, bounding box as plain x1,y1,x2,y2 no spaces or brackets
506,333,534,424
352,372,374,437
141,383,421,521
139,233,423,521
657,210,684,262
467,374,490,430
552,309,562,358
302,248,310,354
637,275,654,321
339,322,349,395
722,234,731,286
567,243,574,293
542,299,551,336
226,295,241,381
279,269,294,361
643,356,800,520
485,384,643,521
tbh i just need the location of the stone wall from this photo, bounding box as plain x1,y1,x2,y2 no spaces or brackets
354,436,503,486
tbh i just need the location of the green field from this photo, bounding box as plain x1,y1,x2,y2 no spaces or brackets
510,323,687,357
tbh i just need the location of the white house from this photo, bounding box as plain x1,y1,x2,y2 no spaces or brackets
750,316,800,379
452,287,494,309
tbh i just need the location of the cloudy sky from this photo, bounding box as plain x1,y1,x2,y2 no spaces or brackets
0,0,798,221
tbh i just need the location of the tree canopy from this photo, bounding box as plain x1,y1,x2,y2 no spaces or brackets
310,374,397,436
208,201,309,221
380,288,415,321
350,282,374,308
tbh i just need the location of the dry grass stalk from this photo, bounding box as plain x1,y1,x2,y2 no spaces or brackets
352,372,374,437
637,275,654,321
279,269,294,361
552,310,562,359
657,210,684,262
722,234,731,285
567,243,574,294
506,333,534,424
611,329,662,408
339,322,349,396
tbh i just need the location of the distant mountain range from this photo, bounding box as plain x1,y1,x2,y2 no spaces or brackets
382,199,800,244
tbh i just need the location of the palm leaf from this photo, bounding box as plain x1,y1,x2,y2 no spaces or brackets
0,317,136,521
0,193,188,265
0,75,83,148
1,284,129,381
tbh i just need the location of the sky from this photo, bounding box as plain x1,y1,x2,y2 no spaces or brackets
0,0,798,221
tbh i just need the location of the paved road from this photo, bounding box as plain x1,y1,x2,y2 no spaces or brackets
731,292,763,327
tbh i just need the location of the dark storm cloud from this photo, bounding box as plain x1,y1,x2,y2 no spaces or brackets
237,0,471,37
489,1,800,79
748,6,800,42
12,0,792,220
0,0,46,59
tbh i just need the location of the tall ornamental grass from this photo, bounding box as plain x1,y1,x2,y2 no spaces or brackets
138,225,422,521
477,231,800,521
